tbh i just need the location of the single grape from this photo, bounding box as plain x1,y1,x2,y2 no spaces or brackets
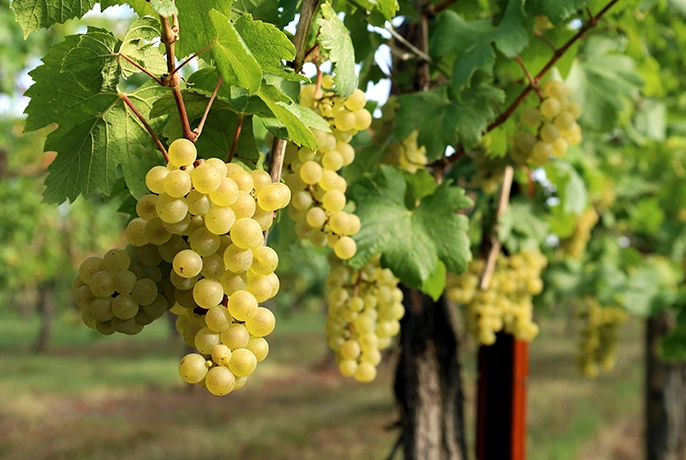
520,107,541,127
306,207,327,228
145,166,169,194
540,97,561,118
245,307,276,337
125,218,149,247
136,194,159,222
228,348,257,377
173,249,203,278
220,271,247,295
352,109,372,130
210,177,240,207
230,191,257,220
111,294,139,320
211,344,233,366
221,323,250,349
322,190,346,213
179,353,209,384
250,246,278,276
322,151,344,171
189,226,221,257
539,123,560,143
334,110,356,132
168,139,197,167
257,183,291,212
145,218,172,245
228,290,258,321
195,327,222,354
205,158,228,177
251,170,272,192
201,254,225,279
230,218,264,249
113,270,137,295
353,362,377,382
334,237,356,260
91,297,114,322
131,278,158,306
90,270,115,298
156,194,189,224
245,337,269,362
299,161,323,185
192,163,222,194
345,89,367,111
164,170,192,198
206,306,233,332
193,278,225,309
224,244,254,273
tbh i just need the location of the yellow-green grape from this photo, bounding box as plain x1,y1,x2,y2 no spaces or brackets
145,166,169,194
521,107,541,127
89,270,114,298
111,294,139,320
230,218,264,249
252,207,274,231
156,194,188,224
257,183,291,212
300,161,323,185
125,218,149,247
228,348,257,377
131,278,158,306
206,306,233,332
540,97,561,118
205,158,228,177
227,166,255,193
322,190,346,213
194,327,221,354
554,111,575,131
113,270,137,295
220,271,247,296
306,207,326,228
345,89,367,111
205,366,236,396
337,143,355,166
179,353,209,384
163,214,191,235
339,360,358,377
136,194,159,221
164,170,192,198
230,192,257,220
204,205,236,236
210,177,240,207
334,110,356,132
245,337,269,362
291,190,313,210
530,141,552,165
322,150,344,171
245,307,276,337
144,218,171,246
91,297,114,321
211,344,232,366
539,123,560,143
568,101,582,119
251,169,272,192
173,249,203,278
354,362,377,382
224,244,254,273
334,236,356,260
193,278,225,309
551,138,568,157
250,246,278,276
168,139,197,167
542,80,568,100
319,170,339,191
192,163,222,194
228,290,258,321
534,15,553,32
201,254,225,279
221,323,250,349
353,109,372,131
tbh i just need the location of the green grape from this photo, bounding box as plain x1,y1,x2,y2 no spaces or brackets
220,323,250,349
322,190,346,213
298,147,316,162
179,353,209,384
205,158,228,177
257,183,291,212
134,310,154,326
334,237,356,260
250,246,278,276
568,101,582,119
136,194,159,222
334,110,356,132
113,270,137,295
345,89,367,111
245,337,269,362
246,273,275,302
182,322,204,347
135,244,163,268
228,290,258,321
156,194,188,224
230,218,264,249
329,212,350,235
131,278,158,306
189,227,221,257
195,327,222,354
168,138,197,167
318,170,339,192
305,207,326,228
187,190,211,216
347,215,361,235
91,297,115,322
245,307,276,337
95,320,117,336
192,163,221,194
224,244,254,273
158,235,189,263
220,271,247,296
125,218,149,247
252,207,274,231
340,339,361,360
353,362,377,382
291,190,313,210
164,170,192,198
227,166,255,193
233,376,248,391
230,192,257,220
209,177,240,207
162,213,191,235
337,142,355,165
173,249,203,278
542,80,567,100
540,97,561,118
358,333,379,351
361,349,382,366
228,348,257,377
145,166,170,194
73,274,86,292
551,137,568,157
211,344,232,365
193,278,225,309
322,151,344,171
554,111,575,131
144,218,172,245
142,295,169,319
339,360,358,377
251,170,272,192
353,109,372,131
175,287,199,309
111,294,139,320
520,107,541,127
201,254,225,279
310,230,328,248
90,270,115,298
321,74,335,89
530,141,552,165
79,257,104,285
299,161,323,185
539,123,560,143
206,306,233,332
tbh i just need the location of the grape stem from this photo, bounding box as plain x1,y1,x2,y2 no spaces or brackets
194,77,224,139
479,165,513,291
436,0,620,169
386,24,432,64
515,56,542,100
171,42,216,76
118,53,164,85
228,114,244,164
534,31,557,52
119,91,169,162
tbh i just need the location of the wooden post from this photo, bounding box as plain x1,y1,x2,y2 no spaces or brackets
476,333,529,460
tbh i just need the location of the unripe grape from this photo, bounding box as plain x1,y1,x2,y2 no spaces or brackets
179,353,209,384
131,278,158,306
113,270,137,295
530,141,552,165
542,80,567,100
91,297,114,322
168,139,197,167
201,254,225,279
95,320,116,335
321,74,335,89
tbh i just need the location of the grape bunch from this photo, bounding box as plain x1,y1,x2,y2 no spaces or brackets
383,130,428,173
563,208,599,259
75,138,290,396
446,250,547,345
324,254,405,382
73,246,174,335
281,76,369,259
511,80,582,166
576,300,627,377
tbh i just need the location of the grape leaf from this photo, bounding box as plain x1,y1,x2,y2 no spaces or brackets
101,0,155,16
420,261,447,301
24,30,165,202
233,0,280,24
175,0,232,58
544,162,588,215
497,199,549,253
149,0,177,17
119,17,167,78
394,84,505,160
11,0,97,36
525,0,589,24
348,166,472,289
451,42,496,90
257,84,318,149
209,9,263,94
317,3,358,98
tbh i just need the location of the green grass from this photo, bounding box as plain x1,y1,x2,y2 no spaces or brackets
0,309,644,459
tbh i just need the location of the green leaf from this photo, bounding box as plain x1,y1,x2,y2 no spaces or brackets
11,0,97,36
629,198,665,235
394,85,505,160
317,3,358,98
209,9,263,94
233,0,280,24
420,261,447,301
452,43,496,91
544,162,588,215
119,17,167,78
234,15,299,80
400,168,438,203
24,31,165,202
257,84,319,149
101,0,155,16
498,199,549,253
525,0,589,24
149,0,177,17
431,11,492,58
348,166,473,288
175,1,232,58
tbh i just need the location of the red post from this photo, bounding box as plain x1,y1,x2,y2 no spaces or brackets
476,333,529,460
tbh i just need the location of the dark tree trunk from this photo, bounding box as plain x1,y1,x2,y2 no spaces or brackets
33,282,56,353
646,313,686,460
393,287,468,460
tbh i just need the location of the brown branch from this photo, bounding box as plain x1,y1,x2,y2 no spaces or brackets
479,165,514,290
171,42,216,75
303,43,320,64
194,77,223,138
515,56,542,100
228,114,245,164
534,31,557,52
437,0,619,169
160,15,195,142
119,53,164,85
425,0,460,15
119,91,169,162
291,0,322,72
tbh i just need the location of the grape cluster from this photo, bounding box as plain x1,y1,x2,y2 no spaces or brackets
446,250,547,345
73,247,174,335
281,76,369,259
383,130,428,173
576,300,627,377
511,80,582,166
563,208,598,259
324,254,405,382
75,139,290,396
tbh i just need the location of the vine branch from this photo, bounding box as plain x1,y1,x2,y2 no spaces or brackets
515,56,542,100
119,91,169,162
171,42,216,75
479,165,513,290
228,114,245,164
194,77,223,138
118,53,164,85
